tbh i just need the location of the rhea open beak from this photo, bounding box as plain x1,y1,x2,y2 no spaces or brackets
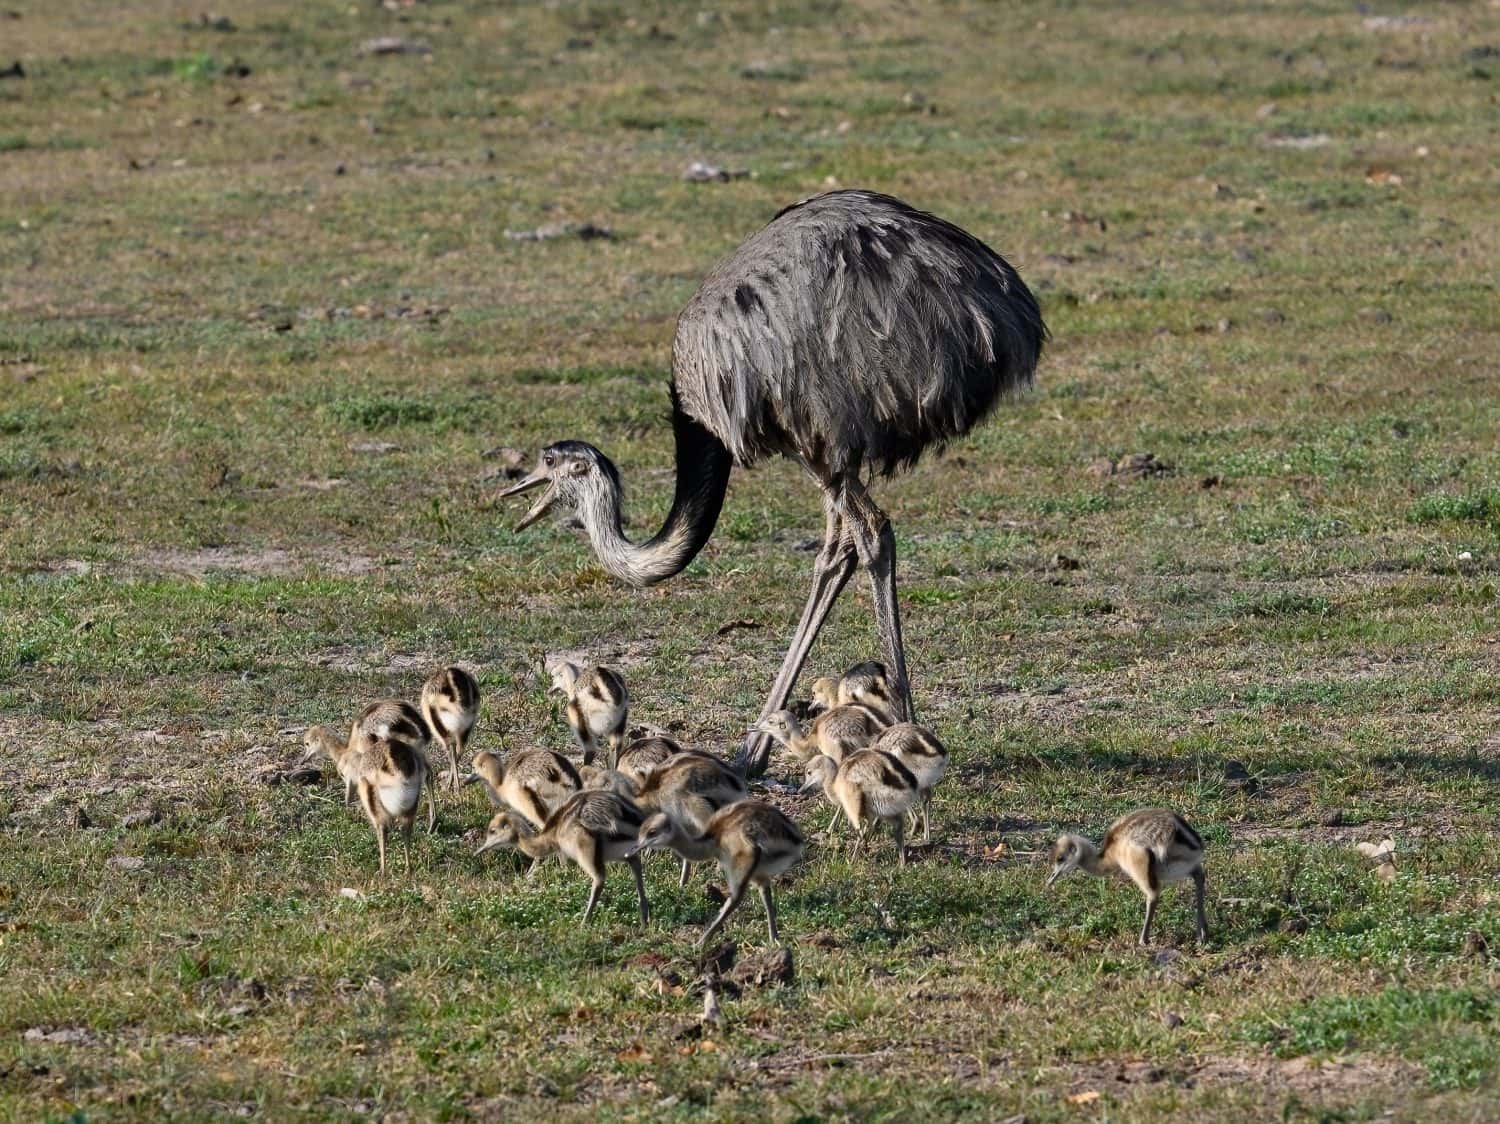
499,466,557,531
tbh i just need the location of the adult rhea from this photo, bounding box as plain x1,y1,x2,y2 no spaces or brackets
503,190,1044,775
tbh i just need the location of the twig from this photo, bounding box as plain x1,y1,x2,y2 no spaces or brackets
751,1048,894,1071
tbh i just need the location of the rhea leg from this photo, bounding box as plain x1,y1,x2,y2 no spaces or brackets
1192,866,1209,943
580,842,607,923
699,868,751,948
759,882,780,945
1138,852,1162,945
628,856,650,926
425,769,438,834
740,494,858,776
844,483,915,723
359,784,387,875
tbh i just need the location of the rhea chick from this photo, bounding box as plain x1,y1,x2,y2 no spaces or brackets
476,790,650,925
870,722,948,843
467,747,582,830
347,699,435,875
304,701,438,834
811,660,898,724
754,704,886,767
1047,809,1209,946
802,748,920,866
632,752,748,886
420,665,480,792
627,800,806,946
612,735,684,794
546,657,628,766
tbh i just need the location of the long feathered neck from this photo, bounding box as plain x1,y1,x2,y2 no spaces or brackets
1074,838,1110,877
577,391,733,588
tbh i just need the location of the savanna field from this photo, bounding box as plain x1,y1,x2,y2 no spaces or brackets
2,0,1498,1119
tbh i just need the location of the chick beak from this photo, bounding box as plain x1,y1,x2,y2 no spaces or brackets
1045,868,1062,888
474,837,503,856
499,468,556,531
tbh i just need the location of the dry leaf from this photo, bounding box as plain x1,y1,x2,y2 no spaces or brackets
985,841,1009,860
616,1042,653,1064
1066,1089,1101,1105
1365,167,1403,186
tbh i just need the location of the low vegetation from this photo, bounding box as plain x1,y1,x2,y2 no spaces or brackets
2,0,1496,1120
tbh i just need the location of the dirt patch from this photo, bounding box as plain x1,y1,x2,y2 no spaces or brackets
129,547,377,579
1058,1049,1425,1103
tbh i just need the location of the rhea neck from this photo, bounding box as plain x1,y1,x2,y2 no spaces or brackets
660,824,718,863
573,394,732,588
1072,837,1110,876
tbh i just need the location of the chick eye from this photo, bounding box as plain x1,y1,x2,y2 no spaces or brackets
544,453,555,467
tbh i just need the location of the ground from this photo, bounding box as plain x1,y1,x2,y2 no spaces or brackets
1,0,1497,1120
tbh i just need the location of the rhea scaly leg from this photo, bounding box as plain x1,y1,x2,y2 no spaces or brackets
844,483,915,723
739,492,858,777
699,859,754,948
1192,867,1209,943
579,840,606,924
759,882,780,945
628,856,650,926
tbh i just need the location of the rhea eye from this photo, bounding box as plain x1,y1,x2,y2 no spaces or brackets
543,453,555,467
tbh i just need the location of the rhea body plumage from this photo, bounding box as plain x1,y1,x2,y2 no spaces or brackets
802,747,921,866
811,660,898,724
420,665,480,792
468,747,582,830
306,699,435,875
631,752,749,886
502,190,1045,776
546,657,628,767
476,790,651,925
753,704,887,767
1047,808,1209,945
870,721,948,843
628,800,806,946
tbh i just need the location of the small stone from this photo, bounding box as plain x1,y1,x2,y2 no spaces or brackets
1319,809,1344,827
727,946,794,989
1049,552,1081,571
1280,916,1309,935
1358,306,1393,324
1216,318,1233,334
120,809,160,829
108,856,145,871
1259,308,1286,324
1457,551,1473,563
1161,1010,1183,1029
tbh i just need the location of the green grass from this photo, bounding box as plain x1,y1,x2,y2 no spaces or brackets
2,0,1498,1119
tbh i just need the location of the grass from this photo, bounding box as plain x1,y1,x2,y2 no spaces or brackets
2,0,1498,1119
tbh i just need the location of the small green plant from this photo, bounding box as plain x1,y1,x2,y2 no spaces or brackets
1409,490,1499,526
